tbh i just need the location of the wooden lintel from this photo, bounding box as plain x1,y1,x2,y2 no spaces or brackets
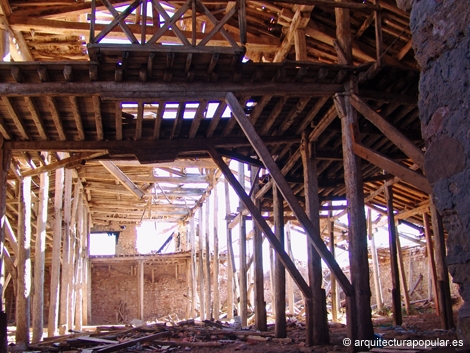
225,91,353,296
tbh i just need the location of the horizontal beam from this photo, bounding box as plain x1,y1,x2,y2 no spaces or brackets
5,136,299,152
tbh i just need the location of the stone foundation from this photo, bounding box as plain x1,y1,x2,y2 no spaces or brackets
403,0,470,343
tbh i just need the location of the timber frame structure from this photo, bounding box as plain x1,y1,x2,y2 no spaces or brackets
0,0,455,351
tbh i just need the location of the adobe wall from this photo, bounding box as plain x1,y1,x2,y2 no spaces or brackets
91,260,189,324
401,0,470,343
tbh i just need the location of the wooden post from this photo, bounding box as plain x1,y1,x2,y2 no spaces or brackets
396,226,411,314
301,132,329,345
190,216,197,318
422,212,439,314
16,176,32,345
367,209,383,310
74,195,84,331
204,196,211,320
48,164,64,336
138,260,144,320
81,204,89,326
224,179,234,320
197,207,205,320
430,202,454,329
273,184,286,338
213,183,220,320
335,0,374,343
285,223,295,317
329,209,339,321
269,247,276,315
32,153,49,343
67,182,80,331
385,186,402,326
0,143,10,353
59,168,73,335
251,168,266,331
238,162,248,326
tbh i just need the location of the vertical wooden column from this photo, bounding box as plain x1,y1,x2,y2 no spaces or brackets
273,184,286,338
84,208,92,325
67,182,80,331
74,194,84,331
224,179,234,320
329,209,339,322
285,223,295,317
32,153,49,343
138,260,144,320
81,204,89,326
385,186,402,325
269,247,276,315
48,165,64,336
396,229,411,314
0,142,11,352
238,162,248,326
301,133,329,345
251,167,266,331
422,212,439,314
367,209,383,310
197,207,205,320
335,0,374,342
213,182,220,320
16,176,32,345
59,168,73,335
430,203,454,329
190,216,197,318
204,197,211,320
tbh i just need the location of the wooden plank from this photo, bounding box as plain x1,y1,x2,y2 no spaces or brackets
153,101,164,140
396,228,411,314
93,331,171,353
100,161,145,199
135,102,143,140
204,196,211,320
115,102,122,141
368,209,383,310
188,100,207,139
32,153,49,343
259,97,287,136
0,143,10,312
138,261,144,320
197,207,205,320
238,162,248,326
350,94,424,169
352,143,431,194
225,92,352,296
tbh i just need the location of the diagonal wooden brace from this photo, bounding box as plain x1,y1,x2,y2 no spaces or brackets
225,92,353,296
207,145,311,297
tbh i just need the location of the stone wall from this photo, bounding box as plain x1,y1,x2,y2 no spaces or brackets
90,260,189,324
404,0,470,343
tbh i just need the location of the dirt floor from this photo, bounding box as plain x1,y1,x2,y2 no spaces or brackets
7,301,470,353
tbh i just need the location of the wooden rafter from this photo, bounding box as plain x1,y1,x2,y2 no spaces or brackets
100,160,145,199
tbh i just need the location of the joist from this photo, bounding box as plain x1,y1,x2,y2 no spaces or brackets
100,161,145,199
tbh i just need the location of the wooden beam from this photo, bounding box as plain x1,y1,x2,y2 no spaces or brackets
24,97,48,140
188,100,207,139
352,143,431,194
209,146,310,298
93,96,104,141
100,161,145,199
238,162,247,326
212,183,220,320
225,92,353,296
69,96,85,140
45,97,67,141
422,212,439,315
350,94,424,169
1,97,30,140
